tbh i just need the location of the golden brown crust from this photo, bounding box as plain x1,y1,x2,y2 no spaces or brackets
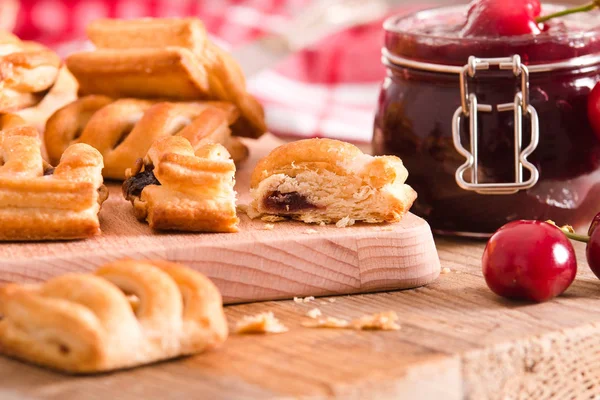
65,18,266,138
45,96,248,180
248,138,417,225
0,259,228,373
87,18,208,53
250,138,364,188
67,48,210,100
0,112,26,129
0,31,61,112
123,136,239,233
0,120,106,241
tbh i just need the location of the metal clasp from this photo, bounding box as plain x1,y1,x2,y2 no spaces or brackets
452,55,540,195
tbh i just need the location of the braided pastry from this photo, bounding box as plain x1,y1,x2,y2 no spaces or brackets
66,18,266,138
45,95,248,180
0,31,61,112
248,138,417,225
123,136,239,232
0,259,228,373
0,116,107,241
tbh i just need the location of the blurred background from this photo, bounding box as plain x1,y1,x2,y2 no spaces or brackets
0,0,584,141
3,0,428,141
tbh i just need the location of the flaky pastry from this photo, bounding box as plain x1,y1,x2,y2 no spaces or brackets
66,18,266,138
247,138,417,224
234,312,288,334
0,259,228,373
45,96,248,180
122,136,239,232
0,31,61,112
0,117,106,241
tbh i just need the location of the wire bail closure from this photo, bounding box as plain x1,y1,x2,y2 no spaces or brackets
452,55,540,195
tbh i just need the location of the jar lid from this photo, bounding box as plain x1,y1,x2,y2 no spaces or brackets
384,4,600,68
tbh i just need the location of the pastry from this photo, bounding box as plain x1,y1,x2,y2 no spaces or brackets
0,259,228,373
16,67,79,133
66,18,266,139
0,31,61,112
247,138,417,225
45,96,248,180
123,136,239,232
0,118,106,241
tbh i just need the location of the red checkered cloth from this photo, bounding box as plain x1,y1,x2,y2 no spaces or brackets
12,0,414,143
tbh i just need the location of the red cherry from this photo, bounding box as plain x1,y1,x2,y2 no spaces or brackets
587,82,600,140
482,220,577,302
587,213,600,279
461,0,542,37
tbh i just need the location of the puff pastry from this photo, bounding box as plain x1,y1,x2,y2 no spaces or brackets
0,117,106,241
45,96,248,180
0,259,228,373
66,18,266,139
123,136,239,232
0,31,61,112
247,138,417,224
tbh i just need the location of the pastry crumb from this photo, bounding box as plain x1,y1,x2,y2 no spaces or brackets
328,298,336,303
293,296,315,303
351,311,400,331
441,267,451,274
455,271,462,274
304,228,318,234
262,223,275,230
236,204,248,214
319,221,326,226
261,215,286,223
306,308,322,319
302,316,350,329
378,226,394,232
336,216,356,228
234,312,288,334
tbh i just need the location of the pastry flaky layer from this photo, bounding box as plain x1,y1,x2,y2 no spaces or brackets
66,18,266,139
123,136,239,233
0,31,61,112
0,259,228,374
0,114,106,241
44,96,249,180
248,138,417,225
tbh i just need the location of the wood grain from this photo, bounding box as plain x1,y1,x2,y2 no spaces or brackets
0,134,441,304
2,239,598,399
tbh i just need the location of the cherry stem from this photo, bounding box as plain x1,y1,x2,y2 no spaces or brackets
546,220,590,243
536,1,600,24
561,230,591,243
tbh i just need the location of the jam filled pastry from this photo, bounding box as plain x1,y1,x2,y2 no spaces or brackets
66,18,266,139
0,117,107,241
123,136,239,232
0,31,61,112
247,138,417,225
0,259,228,373
45,96,248,180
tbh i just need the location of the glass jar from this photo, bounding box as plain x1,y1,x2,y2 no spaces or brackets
373,5,600,236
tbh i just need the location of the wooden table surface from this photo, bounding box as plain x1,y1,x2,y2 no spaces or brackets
1,238,597,400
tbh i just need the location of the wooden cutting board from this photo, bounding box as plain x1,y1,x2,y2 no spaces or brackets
0,134,440,304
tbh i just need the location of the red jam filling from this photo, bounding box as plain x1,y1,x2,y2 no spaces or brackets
263,191,318,212
374,5,600,235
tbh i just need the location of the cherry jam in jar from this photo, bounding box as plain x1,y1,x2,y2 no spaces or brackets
373,5,600,236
